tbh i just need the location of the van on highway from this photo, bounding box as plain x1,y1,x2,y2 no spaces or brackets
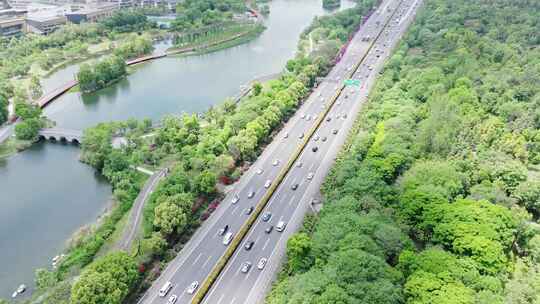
223,232,234,245
159,281,173,297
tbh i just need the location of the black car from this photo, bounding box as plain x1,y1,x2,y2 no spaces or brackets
244,241,255,251
218,225,229,236
332,129,338,135
265,226,273,234
245,206,254,215
312,146,319,152
322,136,327,142
291,183,299,190
326,116,332,122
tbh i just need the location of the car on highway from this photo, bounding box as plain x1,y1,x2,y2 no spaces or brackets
257,258,268,270
223,232,234,245
342,113,348,119
248,191,255,198
256,168,264,175
307,172,314,180
326,116,332,122
186,281,199,294
306,115,311,121
244,241,255,250
218,225,229,236
283,133,289,139
299,133,304,139
332,129,339,135
322,136,327,142
265,225,273,234
168,295,178,303
312,146,319,152
272,159,280,166
291,183,299,191
159,281,173,297
296,162,303,168
264,179,272,188
301,113,306,119
231,194,239,204
241,262,252,273
245,206,254,215
314,135,319,141
276,221,287,232
262,212,272,222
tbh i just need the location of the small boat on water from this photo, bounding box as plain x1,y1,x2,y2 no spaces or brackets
11,284,26,298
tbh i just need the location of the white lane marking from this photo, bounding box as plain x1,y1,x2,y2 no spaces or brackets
192,253,203,266
255,235,261,245
288,194,297,207
308,162,315,172
230,205,239,215
216,294,225,304
201,255,213,269
262,238,270,251
230,297,237,304
278,215,284,222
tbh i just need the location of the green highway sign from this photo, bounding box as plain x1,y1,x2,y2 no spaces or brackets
344,79,360,86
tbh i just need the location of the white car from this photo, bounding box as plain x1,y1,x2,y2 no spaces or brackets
264,180,272,188
159,281,173,297
168,295,178,304
272,159,280,166
257,257,268,270
276,221,287,232
231,194,239,204
256,168,264,175
186,281,199,294
223,232,234,245
307,172,314,180
300,113,306,119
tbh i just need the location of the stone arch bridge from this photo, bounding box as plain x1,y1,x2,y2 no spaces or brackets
38,128,83,144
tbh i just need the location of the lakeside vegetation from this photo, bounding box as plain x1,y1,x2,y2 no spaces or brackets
0,10,157,125
13,1,380,303
268,0,540,303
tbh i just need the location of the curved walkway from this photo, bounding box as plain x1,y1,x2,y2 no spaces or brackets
116,168,167,251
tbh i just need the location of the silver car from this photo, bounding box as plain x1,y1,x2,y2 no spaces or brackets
186,281,199,295
257,258,268,270
241,262,252,273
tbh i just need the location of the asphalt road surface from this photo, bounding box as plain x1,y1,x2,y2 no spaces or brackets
137,0,422,303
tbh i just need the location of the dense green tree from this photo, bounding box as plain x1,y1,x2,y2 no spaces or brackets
71,252,138,304
81,124,113,170
153,200,187,235
35,268,57,290
14,118,42,140
286,232,312,273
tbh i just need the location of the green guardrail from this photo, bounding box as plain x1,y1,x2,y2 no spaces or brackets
191,1,405,302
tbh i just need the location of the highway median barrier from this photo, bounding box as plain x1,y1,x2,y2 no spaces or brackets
191,1,405,302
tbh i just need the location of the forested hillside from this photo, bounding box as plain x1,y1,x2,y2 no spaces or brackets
268,0,540,303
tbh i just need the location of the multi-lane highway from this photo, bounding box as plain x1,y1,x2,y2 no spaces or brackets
137,0,421,303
